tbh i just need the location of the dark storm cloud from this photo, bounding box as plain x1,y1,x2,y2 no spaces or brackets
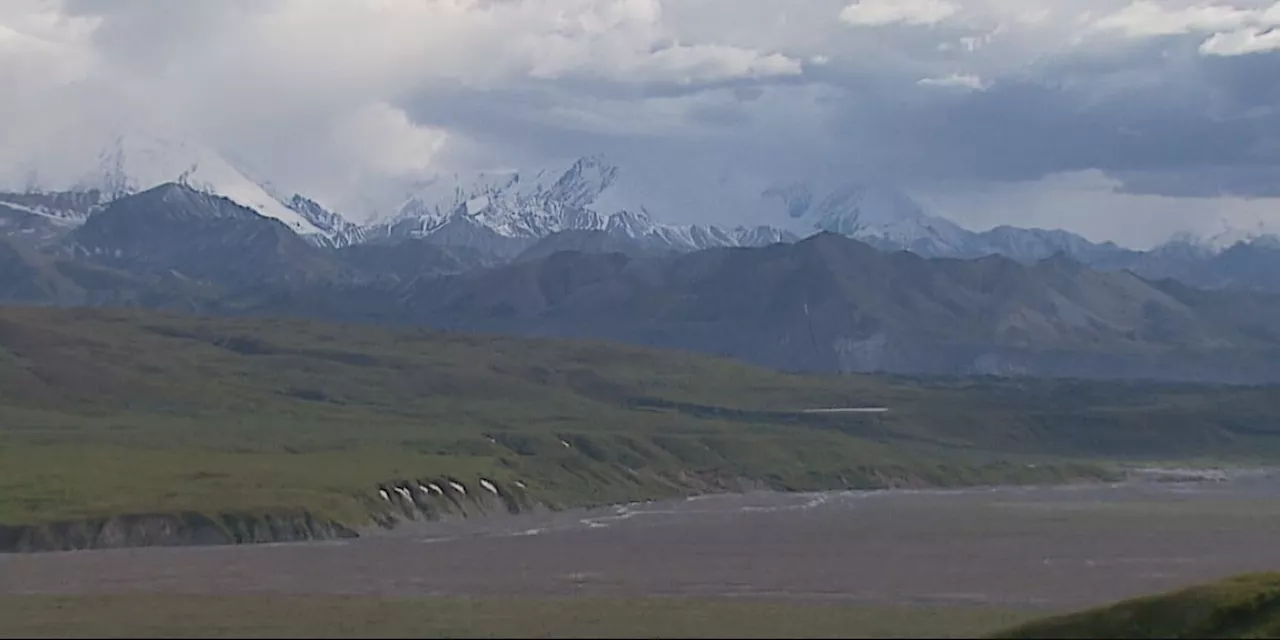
827,46,1280,197
6,0,1280,240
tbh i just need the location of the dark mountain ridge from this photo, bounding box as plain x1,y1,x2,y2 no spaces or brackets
65,183,341,286
390,234,1280,382
4,184,1280,384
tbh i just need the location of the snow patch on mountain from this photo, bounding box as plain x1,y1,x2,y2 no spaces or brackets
6,133,367,244
976,225,1134,264
388,164,593,239
284,194,367,247
84,135,327,236
764,182,982,257
0,191,103,226
1160,218,1280,255
376,156,794,254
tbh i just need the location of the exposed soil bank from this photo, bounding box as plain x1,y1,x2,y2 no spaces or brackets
0,512,356,554
0,463,1118,554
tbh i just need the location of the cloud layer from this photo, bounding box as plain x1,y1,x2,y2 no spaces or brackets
1,0,1278,244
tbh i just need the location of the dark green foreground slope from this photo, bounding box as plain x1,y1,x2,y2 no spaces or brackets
995,573,1280,639
0,596,1034,639
1,306,1279,549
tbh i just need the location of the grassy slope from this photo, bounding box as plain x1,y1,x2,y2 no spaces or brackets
1,306,1278,526
0,596,1036,639
993,573,1280,639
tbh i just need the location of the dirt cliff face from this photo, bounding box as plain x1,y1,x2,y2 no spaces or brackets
0,512,356,554
0,477,544,553
0,465,1117,554
366,476,545,529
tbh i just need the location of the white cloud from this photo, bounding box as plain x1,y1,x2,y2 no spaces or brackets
0,0,1278,243
1200,26,1280,54
527,0,802,83
329,104,448,179
0,0,800,215
1091,1,1255,37
839,0,959,27
173,0,799,92
918,72,987,89
606,43,802,84
1087,0,1280,57
0,1,98,88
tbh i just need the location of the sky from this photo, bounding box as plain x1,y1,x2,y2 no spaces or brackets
1,0,1279,248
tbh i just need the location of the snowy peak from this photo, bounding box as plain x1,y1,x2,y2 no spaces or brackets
732,225,797,247
764,182,978,257
975,225,1134,264
65,181,340,284
390,155,622,238
1160,219,1280,255
601,208,791,251
393,169,575,239
0,189,105,226
387,157,618,240
106,182,263,222
104,135,325,236
604,208,660,238
809,184,937,231
285,194,366,247
758,182,1142,264
4,132,379,247
23,133,329,240
545,155,619,210
378,156,797,256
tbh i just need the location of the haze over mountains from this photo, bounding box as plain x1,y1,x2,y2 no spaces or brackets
4,134,1280,384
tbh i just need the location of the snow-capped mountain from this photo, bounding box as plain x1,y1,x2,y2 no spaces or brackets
1156,219,1280,256
764,182,984,258
5,133,364,248
370,156,797,257
0,189,106,227
66,182,342,284
975,225,1136,265
284,194,367,248
759,181,1144,266
0,189,106,245
80,135,325,236
370,159,1136,264
395,157,614,239
11,131,1268,286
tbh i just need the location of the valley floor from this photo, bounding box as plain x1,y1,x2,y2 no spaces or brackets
3,473,1279,638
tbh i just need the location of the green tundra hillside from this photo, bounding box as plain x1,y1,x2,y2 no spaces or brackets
1,306,1278,544
994,573,1280,639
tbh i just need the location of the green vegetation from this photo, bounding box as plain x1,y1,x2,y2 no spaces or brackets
1,306,1278,530
993,573,1280,639
0,595,1035,639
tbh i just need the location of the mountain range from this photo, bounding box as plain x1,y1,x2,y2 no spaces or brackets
6,133,1279,295
403,233,1280,383
3,179,1280,384
4,135,1280,384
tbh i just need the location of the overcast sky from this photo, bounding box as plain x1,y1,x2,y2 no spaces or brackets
2,0,1279,248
